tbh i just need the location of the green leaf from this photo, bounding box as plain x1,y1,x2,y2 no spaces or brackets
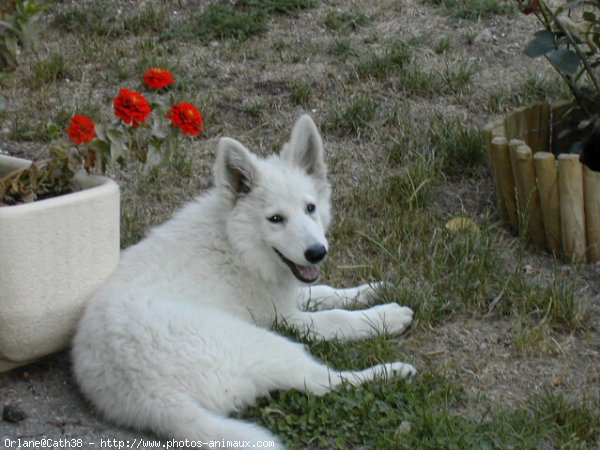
524,30,556,58
106,128,123,144
110,139,126,163
46,120,60,140
0,96,5,113
583,11,597,23
546,49,581,75
88,139,110,158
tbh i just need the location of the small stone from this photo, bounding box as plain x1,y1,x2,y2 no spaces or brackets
396,420,412,434
2,405,27,423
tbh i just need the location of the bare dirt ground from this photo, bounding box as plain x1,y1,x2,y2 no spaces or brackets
1,0,599,448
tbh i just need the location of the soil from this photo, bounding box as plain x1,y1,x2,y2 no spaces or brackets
1,0,599,448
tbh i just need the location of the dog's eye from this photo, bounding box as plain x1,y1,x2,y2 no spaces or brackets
267,214,285,224
306,203,316,214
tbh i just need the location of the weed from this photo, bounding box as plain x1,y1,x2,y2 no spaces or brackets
30,52,72,87
425,0,516,19
240,360,600,449
429,115,485,177
356,41,412,79
188,5,268,42
324,11,371,33
439,60,477,93
237,0,317,16
507,268,586,332
288,80,312,106
464,30,478,45
244,101,264,118
52,0,115,36
330,39,357,61
487,74,564,113
325,96,378,136
434,37,452,54
122,4,171,35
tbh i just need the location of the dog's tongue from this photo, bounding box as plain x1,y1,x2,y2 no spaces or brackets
296,264,320,281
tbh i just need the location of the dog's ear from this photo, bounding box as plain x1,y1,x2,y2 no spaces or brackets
281,115,327,180
215,138,257,197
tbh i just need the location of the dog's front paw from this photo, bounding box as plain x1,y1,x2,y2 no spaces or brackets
372,303,413,335
386,361,417,378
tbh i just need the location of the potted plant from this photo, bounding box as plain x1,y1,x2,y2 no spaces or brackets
0,67,204,371
485,0,600,263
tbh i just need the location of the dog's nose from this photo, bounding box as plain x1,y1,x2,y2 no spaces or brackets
305,244,327,264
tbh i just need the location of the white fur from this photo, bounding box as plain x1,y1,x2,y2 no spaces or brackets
72,115,415,449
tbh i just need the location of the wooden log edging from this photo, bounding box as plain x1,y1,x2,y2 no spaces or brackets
485,101,599,263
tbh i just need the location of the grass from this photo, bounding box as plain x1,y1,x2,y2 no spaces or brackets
355,41,413,79
487,74,567,113
237,0,317,16
324,11,371,33
324,95,379,136
429,114,485,177
3,0,599,447
425,0,517,19
30,52,72,87
288,80,313,106
239,331,600,449
170,0,318,43
434,37,452,54
186,5,269,42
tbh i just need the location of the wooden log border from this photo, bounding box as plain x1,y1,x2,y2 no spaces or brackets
485,101,599,262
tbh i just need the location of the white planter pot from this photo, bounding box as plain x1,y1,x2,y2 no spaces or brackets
0,155,120,372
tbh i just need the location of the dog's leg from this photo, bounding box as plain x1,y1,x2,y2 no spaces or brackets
283,304,413,342
298,282,386,310
133,391,285,449
252,331,415,396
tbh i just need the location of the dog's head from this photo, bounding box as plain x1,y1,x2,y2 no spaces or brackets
214,115,332,285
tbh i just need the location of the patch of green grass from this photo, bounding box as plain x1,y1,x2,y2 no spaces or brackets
425,0,516,19
324,11,371,33
30,52,73,87
397,61,476,97
464,30,478,45
244,101,264,118
356,41,412,79
507,268,586,332
429,115,485,177
52,0,116,36
487,74,565,113
439,61,477,92
400,67,441,95
122,4,172,35
330,39,357,61
434,36,452,54
187,5,269,42
52,1,173,38
325,96,378,136
386,155,441,210
240,355,600,449
288,80,312,106
237,0,317,16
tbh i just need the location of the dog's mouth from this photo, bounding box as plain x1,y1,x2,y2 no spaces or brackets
273,248,320,283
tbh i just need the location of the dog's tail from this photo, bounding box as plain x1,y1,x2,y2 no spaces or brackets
144,393,285,450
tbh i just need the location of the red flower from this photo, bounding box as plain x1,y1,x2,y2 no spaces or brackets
143,67,175,90
67,115,97,144
113,89,152,127
167,102,203,136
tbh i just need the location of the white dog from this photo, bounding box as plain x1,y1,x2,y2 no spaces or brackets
72,115,415,449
